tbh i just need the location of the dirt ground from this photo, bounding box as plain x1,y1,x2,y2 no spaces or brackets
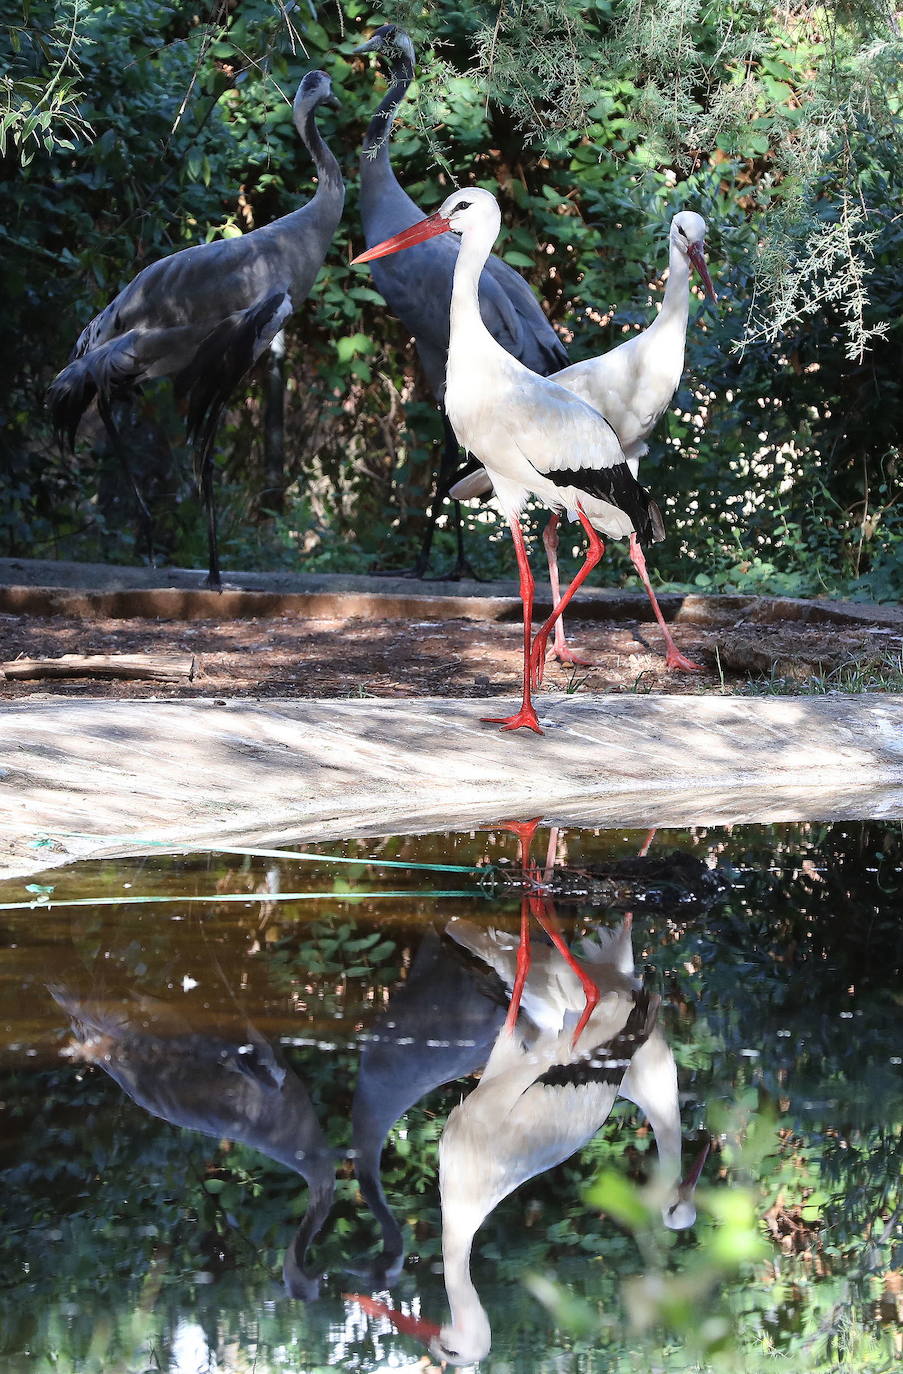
0,607,888,701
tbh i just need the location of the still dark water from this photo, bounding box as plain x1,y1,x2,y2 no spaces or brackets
0,821,900,1374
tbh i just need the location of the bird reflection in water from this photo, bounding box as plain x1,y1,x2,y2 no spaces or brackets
50,984,336,1300
46,910,507,1299
352,819,708,1366
349,926,505,1283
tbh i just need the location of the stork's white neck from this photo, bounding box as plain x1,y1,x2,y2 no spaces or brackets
649,237,691,340
440,1218,492,1363
449,206,502,341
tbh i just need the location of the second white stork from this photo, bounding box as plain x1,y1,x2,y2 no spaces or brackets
353,187,664,734
452,209,717,673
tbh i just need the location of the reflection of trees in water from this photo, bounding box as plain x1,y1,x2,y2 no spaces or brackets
0,820,899,1370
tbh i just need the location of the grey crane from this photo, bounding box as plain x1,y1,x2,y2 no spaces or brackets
355,24,567,577
47,70,345,589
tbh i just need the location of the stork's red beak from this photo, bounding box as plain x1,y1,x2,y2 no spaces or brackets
687,242,717,302
344,1292,442,1343
352,212,452,263
679,1135,711,1193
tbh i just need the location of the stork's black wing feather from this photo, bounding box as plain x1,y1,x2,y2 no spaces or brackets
547,462,666,545
536,990,660,1090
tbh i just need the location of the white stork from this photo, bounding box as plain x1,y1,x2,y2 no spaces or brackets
353,187,664,734
346,903,707,1366
47,70,345,589
452,210,716,673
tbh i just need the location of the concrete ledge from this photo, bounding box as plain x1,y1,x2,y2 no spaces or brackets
1,557,901,629
1,694,902,881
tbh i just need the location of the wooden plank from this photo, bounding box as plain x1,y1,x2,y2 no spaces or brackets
0,652,196,683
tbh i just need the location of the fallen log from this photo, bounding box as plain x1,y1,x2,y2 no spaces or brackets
0,652,197,683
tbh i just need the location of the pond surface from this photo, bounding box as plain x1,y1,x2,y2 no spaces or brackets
0,821,900,1374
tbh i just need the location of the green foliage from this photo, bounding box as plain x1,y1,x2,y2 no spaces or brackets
0,1,900,598
0,0,92,162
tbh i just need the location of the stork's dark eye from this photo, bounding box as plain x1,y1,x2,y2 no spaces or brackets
677,225,688,238
453,200,471,213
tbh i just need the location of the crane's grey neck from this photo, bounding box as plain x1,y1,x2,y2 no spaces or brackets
362,54,415,163
353,1160,405,1281
295,98,342,192
282,1176,335,1300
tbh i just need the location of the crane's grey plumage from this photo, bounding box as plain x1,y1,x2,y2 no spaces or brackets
50,982,336,1300
355,25,567,575
350,928,505,1284
47,70,345,589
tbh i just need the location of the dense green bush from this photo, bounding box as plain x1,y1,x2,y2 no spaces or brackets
0,1,900,594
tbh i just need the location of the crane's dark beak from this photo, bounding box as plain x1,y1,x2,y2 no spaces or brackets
687,242,717,302
678,1134,711,1195
344,1292,441,1343
352,212,452,264
325,92,341,110
353,36,381,54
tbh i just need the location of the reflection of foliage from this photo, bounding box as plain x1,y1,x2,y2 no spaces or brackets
0,821,900,1370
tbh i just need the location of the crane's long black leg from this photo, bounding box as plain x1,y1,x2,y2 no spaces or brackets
422,416,483,582
97,396,156,567
197,440,222,591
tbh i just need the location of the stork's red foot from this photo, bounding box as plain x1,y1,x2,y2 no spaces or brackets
481,705,544,734
547,642,594,669
664,645,704,672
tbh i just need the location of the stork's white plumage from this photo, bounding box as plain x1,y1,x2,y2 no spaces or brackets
453,209,716,672
361,903,705,1366
353,188,664,734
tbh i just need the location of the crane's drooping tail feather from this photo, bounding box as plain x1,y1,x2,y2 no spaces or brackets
177,290,291,486
46,332,147,452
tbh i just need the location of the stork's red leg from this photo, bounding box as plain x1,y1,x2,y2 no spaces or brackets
629,534,702,672
637,827,656,857
529,508,604,689
540,514,593,681
504,892,533,1033
528,889,600,1046
482,515,543,733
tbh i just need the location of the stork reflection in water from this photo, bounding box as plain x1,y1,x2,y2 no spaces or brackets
350,826,707,1366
